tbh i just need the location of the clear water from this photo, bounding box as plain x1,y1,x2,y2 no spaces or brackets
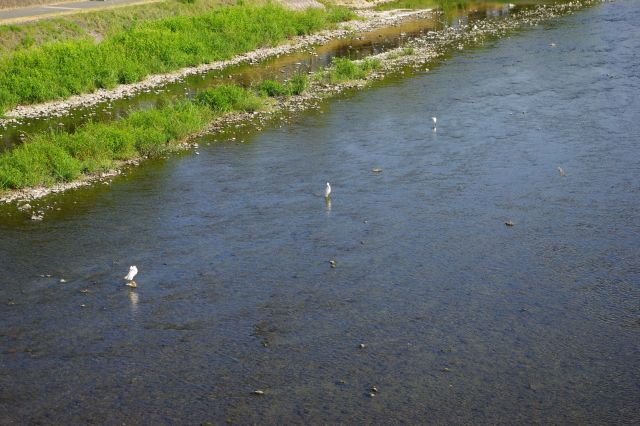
1,1,639,424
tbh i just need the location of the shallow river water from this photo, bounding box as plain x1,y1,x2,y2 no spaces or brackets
1,1,639,424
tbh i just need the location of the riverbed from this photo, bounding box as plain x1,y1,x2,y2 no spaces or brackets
1,0,639,424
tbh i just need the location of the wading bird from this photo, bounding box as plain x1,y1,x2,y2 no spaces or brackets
557,167,565,177
325,182,332,200
432,116,437,131
124,265,138,288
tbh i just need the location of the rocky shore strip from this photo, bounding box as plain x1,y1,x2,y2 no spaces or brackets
0,0,597,206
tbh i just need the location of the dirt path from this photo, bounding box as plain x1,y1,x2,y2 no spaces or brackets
0,0,163,24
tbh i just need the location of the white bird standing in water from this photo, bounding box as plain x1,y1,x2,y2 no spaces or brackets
124,265,138,288
324,182,332,200
432,116,437,131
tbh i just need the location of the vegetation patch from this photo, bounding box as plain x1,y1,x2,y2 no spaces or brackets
0,2,355,114
0,102,212,189
0,75,294,190
196,84,265,112
321,57,381,83
0,57,377,192
257,73,308,97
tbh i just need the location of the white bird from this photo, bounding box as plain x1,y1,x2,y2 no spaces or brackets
324,182,332,199
431,116,437,131
557,166,565,177
124,265,138,288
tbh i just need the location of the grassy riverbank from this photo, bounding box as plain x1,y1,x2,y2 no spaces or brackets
0,56,381,191
0,1,354,114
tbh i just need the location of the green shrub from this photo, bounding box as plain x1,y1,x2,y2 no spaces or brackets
326,6,357,23
328,57,381,83
287,73,308,95
257,74,307,97
258,80,288,97
329,57,364,81
360,57,381,72
196,84,263,112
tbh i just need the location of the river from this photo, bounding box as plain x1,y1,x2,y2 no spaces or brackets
1,0,638,424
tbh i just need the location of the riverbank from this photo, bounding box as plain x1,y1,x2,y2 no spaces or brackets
0,2,356,115
0,0,598,206
0,6,431,122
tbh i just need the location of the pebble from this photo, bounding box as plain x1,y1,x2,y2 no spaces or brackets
59,279,67,283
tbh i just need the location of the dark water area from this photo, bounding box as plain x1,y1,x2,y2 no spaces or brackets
0,1,533,150
1,0,639,424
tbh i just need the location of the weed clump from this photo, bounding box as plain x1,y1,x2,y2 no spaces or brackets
196,84,264,112
287,73,308,95
257,73,308,97
257,80,288,97
327,57,381,83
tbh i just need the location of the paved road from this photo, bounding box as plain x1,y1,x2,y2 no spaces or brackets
0,0,161,24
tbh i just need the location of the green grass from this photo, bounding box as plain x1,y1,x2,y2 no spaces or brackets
324,57,381,83
287,72,308,95
196,84,265,112
0,1,230,56
257,73,308,97
0,57,383,192
0,80,282,190
0,101,212,189
257,79,289,97
0,2,355,113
